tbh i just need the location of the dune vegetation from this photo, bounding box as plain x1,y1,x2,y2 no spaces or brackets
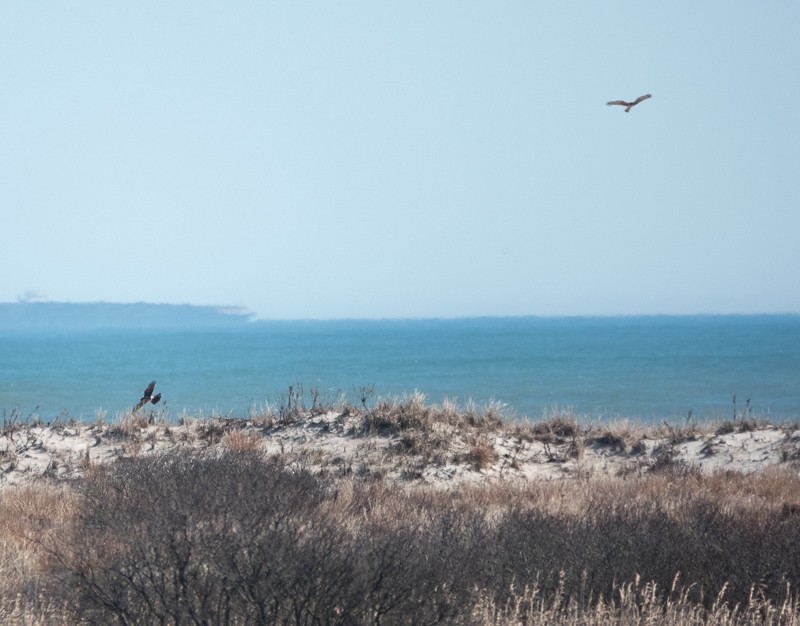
2,390,800,624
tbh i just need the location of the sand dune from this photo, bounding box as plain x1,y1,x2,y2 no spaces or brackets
3,407,799,489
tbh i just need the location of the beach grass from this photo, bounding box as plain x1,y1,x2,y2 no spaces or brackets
1,394,800,624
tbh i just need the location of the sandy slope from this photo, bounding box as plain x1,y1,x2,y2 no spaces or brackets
2,410,799,489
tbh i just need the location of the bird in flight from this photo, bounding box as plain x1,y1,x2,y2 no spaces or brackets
134,380,162,413
606,93,652,112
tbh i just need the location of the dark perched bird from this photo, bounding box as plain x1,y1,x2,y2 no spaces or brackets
606,93,651,112
134,380,160,413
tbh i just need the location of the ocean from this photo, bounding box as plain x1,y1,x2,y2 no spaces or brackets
1,315,799,424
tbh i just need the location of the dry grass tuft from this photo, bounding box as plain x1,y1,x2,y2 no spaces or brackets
362,392,504,436
461,438,499,471
473,575,800,625
0,485,78,623
586,419,647,453
104,411,151,440
221,428,262,453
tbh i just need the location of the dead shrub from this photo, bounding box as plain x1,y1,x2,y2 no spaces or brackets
592,430,629,452
659,421,701,445
196,418,236,444
630,438,648,455
530,415,580,443
717,420,737,435
587,420,648,454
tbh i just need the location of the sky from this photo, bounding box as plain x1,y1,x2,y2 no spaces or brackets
2,2,799,320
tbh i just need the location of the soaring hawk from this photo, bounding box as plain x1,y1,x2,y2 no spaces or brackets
607,94,652,112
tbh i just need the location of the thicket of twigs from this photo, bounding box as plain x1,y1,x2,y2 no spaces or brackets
2,444,800,625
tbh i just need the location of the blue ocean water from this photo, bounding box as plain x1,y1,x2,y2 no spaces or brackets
1,315,799,424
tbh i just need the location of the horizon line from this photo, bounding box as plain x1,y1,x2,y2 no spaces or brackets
3,300,798,323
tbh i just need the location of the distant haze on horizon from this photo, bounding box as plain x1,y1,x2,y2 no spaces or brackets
4,299,798,324
3,3,799,320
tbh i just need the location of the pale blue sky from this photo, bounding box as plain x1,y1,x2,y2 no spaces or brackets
3,2,799,319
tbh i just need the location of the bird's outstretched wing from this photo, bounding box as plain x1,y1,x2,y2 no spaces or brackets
151,393,162,405
607,94,652,112
143,380,156,400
